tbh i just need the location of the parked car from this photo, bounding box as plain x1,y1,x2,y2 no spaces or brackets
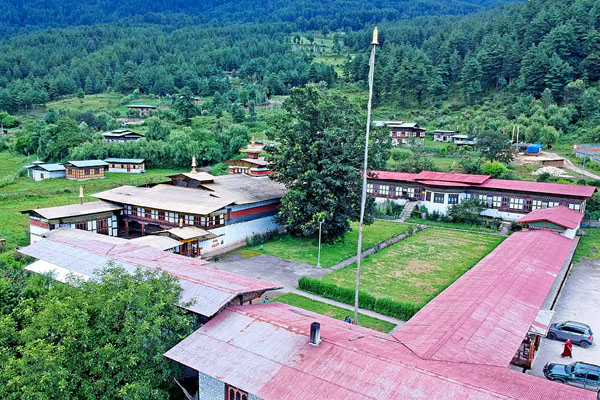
548,321,594,348
544,361,600,391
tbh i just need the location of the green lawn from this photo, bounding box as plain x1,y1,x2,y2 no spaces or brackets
405,217,499,233
250,220,411,267
430,156,464,171
274,293,396,333
0,151,28,177
45,93,163,114
0,159,179,249
575,228,600,261
320,228,503,305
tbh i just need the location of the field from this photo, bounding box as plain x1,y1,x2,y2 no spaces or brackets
45,93,164,115
0,151,179,249
574,228,600,261
274,293,396,333
249,220,411,267
320,228,503,305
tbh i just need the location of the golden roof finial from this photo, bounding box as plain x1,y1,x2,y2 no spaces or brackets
371,27,379,46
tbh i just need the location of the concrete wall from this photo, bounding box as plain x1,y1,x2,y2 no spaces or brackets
198,215,279,256
199,372,262,400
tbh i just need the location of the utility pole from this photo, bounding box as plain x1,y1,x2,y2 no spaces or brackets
354,27,379,325
317,219,323,268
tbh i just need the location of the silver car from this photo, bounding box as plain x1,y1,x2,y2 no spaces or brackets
547,321,594,348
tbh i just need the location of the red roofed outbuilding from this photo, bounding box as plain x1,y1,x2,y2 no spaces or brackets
517,205,584,238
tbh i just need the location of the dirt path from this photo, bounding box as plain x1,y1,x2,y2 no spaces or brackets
542,151,600,180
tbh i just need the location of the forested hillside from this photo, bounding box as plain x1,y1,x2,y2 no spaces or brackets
345,0,600,143
0,0,509,38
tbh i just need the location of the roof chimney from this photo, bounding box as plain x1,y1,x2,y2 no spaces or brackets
309,322,321,346
79,186,84,205
191,156,197,173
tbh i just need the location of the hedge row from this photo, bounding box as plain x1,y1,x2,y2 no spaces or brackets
298,276,421,321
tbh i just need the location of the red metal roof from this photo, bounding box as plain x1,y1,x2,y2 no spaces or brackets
393,230,575,367
414,170,491,184
517,206,585,229
367,170,596,198
165,301,593,400
369,170,418,181
479,178,596,198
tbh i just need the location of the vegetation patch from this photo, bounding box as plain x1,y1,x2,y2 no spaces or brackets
575,228,600,261
405,217,499,233
274,292,396,333
249,220,410,267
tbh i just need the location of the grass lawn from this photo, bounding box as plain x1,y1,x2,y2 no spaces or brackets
405,216,499,233
0,151,28,177
0,160,180,249
44,93,163,115
320,228,503,306
249,220,411,268
430,156,464,171
575,228,600,261
274,293,396,333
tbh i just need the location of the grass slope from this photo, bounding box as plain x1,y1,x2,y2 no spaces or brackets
575,228,600,261
320,228,503,306
274,292,395,333
0,160,179,248
405,217,499,233
250,220,410,267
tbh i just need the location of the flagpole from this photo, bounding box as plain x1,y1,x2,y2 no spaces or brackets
354,27,379,325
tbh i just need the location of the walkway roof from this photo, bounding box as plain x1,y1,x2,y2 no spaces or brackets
517,206,585,229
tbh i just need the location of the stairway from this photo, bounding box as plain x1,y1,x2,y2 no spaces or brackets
399,201,418,222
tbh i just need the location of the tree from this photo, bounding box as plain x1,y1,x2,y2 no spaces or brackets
476,131,513,163
459,157,484,174
481,161,507,178
541,88,554,109
0,265,195,400
172,86,197,123
448,198,484,224
211,162,229,175
145,117,170,141
391,156,436,173
268,86,389,241
460,56,482,104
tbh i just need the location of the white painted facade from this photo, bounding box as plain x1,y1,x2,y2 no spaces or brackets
107,167,145,174
28,169,65,181
29,215,118,243
198,215,279,257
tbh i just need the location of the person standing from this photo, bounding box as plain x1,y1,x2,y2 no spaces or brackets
561,339,573,358
263,296,269,304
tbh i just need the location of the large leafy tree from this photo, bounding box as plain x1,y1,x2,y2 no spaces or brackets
0,265,196,400
476,131,514,163
268,86,389,241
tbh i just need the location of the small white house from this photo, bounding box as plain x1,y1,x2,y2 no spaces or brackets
104,158,146,174
25,162,66,181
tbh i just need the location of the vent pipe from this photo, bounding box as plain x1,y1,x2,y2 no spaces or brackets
309,322,321,346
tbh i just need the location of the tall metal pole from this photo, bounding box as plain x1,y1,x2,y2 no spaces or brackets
317,219,323,268
354,27,379,325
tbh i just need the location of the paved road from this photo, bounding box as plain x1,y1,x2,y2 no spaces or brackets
543,151,600,180
530,259,600,381
210,253,329,294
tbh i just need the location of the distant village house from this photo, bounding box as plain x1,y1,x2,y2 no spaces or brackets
126,104,157,117
104,158,146,173
64,160,109,180
102,129,144,143
25,161,65,181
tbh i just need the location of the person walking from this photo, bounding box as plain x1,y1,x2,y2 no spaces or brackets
263,296,269,304
561,339,573,358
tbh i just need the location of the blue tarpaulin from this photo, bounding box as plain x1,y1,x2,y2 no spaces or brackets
527,144,542,154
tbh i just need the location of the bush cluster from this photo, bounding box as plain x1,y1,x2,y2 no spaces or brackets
298,277,421,320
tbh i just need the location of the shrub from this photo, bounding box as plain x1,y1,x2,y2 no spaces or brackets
298,277,422,320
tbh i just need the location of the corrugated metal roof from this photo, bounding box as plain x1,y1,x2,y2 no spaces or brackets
129,235,181,250
200,174,286,205
167,172,215,182
165,302,594,400
102,130,143,138
92,184,236,215
67,160,109,168
368,170,597,198
393,230,574,367
517,206,584,229
157,226,215,240
22,201,122,220
479,178,596,198
44,228,180,251
414,171,491,184
104,158,145,163
19,236,282,317
25,163,65,172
